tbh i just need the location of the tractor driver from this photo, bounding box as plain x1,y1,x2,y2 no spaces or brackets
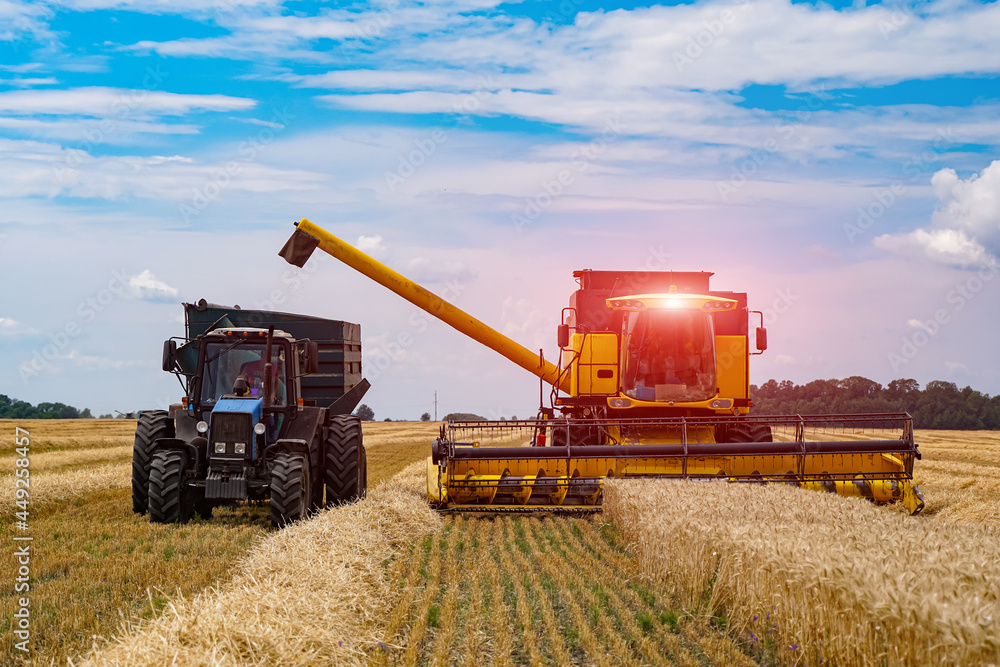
236,351,286,407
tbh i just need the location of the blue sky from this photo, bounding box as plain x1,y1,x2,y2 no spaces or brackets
1,0,999,419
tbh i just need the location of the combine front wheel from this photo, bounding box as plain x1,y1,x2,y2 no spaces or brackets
132,410,174,514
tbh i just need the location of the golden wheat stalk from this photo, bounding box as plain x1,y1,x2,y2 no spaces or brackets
604,478,1000,667
80,462,442,667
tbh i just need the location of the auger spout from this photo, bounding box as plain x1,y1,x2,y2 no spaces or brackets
280,218,570,393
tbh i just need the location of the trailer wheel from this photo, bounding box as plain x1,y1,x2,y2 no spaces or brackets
270,451,310,528
325,415,366,505
132,410,174,514
148,450,191,524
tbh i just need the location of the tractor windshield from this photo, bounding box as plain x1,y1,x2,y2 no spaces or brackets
622,309,716,403
200,341,288,407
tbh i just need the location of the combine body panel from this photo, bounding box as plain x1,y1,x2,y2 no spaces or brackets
280,219,925,515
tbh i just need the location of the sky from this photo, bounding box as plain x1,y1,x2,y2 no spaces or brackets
1,0,998,420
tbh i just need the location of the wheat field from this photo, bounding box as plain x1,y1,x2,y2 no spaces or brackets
2,421,999,666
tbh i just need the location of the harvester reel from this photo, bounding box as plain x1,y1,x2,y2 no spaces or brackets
148,450,192,523
270,451,310,528
325,415,367,505
132,410,174,514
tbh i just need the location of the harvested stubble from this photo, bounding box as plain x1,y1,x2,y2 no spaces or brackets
0,460,131,510
80,462,442,666
374,513,744,666
604,478,1000,666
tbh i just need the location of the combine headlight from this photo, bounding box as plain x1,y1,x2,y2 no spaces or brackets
234,442,246,455
253,422,266,435
609,398,632,408
710,399,733,409
214,442,226,454
196,420,209,434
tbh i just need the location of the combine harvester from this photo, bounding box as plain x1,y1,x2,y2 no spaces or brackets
280,218,924,515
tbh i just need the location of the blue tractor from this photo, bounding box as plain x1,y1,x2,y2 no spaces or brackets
131,300,370,528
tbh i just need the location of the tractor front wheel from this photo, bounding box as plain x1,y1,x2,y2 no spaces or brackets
270,452,310,529
148,450,192,524
132,410,175,514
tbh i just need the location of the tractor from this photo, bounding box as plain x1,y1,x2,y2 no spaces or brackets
131,300,369,528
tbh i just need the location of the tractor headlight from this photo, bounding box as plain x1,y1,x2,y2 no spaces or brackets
214,442,226,454
197,420,209,434
234,442,246,455
253,422,266,435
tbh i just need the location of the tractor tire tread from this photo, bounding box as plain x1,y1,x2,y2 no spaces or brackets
132,410,174,514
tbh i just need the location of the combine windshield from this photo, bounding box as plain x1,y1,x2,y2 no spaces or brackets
622,309,716,403
200,341,288,407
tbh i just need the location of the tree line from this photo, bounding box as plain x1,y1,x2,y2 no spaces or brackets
750,377,1000,430
0,395,93,419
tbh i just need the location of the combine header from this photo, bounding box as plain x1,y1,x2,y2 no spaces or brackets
280,218,924,515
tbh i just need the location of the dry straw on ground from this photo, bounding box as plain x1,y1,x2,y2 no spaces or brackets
604,479,1000,666
0,460,131,510
79,462,441,667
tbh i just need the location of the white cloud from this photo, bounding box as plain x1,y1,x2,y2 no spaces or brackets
0,317,34,335
127,269,179,302
356,234,387,256
875,161,1000,268
0,87,255,117
874,228,991,268
931,161,1000,249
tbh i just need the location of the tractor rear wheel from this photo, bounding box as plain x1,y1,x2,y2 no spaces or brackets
325,415,366,505
270,452,310,528
148,450,191,523
132,410,174,514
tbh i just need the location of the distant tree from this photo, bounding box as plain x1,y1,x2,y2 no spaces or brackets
383,417,392,422
355,404,375,421
98,414,114,419
420,412,431,421
442,412,487,422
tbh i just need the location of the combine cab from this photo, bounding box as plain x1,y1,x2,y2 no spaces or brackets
280,219,924,515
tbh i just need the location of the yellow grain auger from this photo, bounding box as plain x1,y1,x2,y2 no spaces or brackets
280,219,925,515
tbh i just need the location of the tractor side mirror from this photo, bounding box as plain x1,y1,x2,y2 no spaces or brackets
302,341,320,374
756,327,768,352
557,324,570,349
162,340,177,372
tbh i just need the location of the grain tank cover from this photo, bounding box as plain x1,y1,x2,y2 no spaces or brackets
183,300,362,409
